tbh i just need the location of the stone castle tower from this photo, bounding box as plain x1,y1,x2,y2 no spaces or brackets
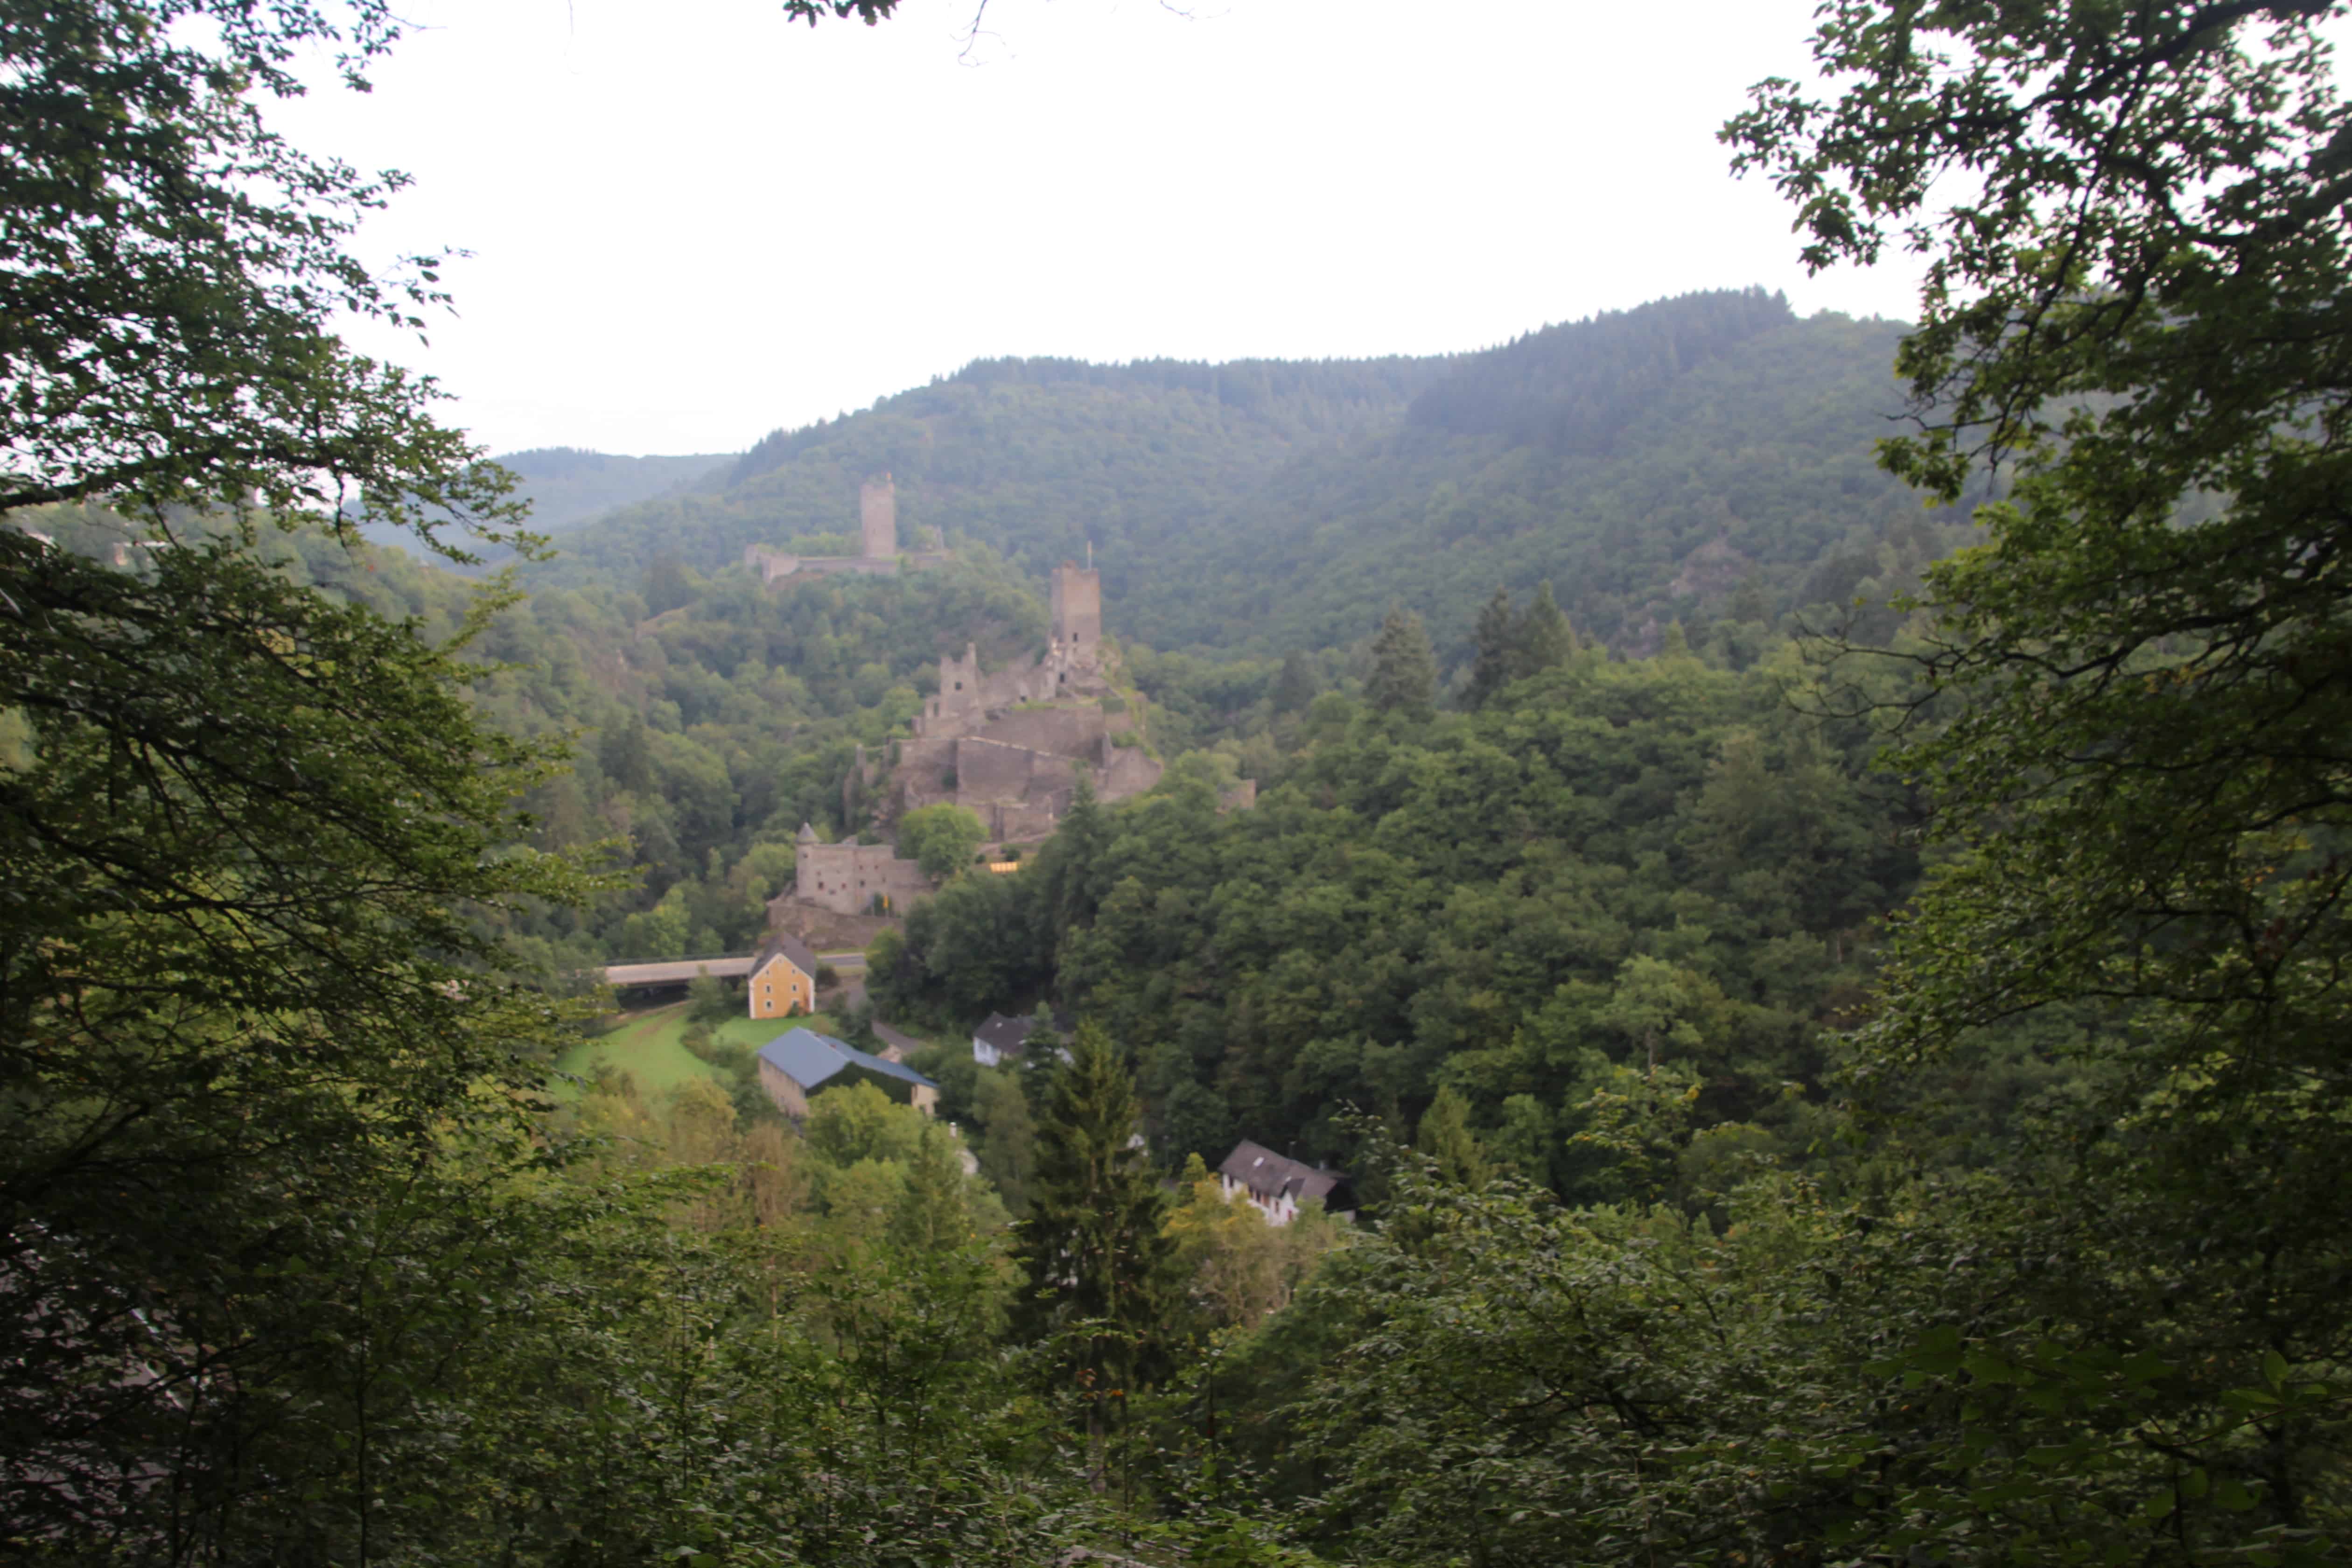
860,474,896,560
1050,560,1102,667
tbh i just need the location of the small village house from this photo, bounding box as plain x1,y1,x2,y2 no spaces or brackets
1218,1140,1355,1226
746,934,820,1020
969,1008,1074,1067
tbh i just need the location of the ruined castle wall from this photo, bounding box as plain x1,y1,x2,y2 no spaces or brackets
743,546,801,584
974,705,1106,759
953,737,1037,804
1102,747,1163,801
803,556,898,579
796,839,930,916
892,736,958,809
747,550,899,585
994,801,1064,841
978,665,1037,710
1050,564,1102,660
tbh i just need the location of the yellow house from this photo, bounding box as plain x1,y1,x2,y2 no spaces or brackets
746,934,821,1020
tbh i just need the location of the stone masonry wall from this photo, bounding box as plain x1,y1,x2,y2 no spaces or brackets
1103,745,1163,800
952,737,1037,804
1050,563,1102,660
796,839,930,916
971,705,1105,759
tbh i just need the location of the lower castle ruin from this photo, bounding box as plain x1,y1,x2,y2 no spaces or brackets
790,556,1166,915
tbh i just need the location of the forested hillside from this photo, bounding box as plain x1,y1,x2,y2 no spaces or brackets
875,634,1923,1181
536,288,1951,661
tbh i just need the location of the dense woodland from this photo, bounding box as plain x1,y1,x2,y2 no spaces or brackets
7,1,2352,1565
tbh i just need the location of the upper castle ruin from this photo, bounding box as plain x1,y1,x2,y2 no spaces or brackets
742,474,949,585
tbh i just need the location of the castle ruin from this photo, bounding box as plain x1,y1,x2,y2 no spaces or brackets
791,821,931,917
789,558,1165,916
888,560,1162,841
742,474,950,585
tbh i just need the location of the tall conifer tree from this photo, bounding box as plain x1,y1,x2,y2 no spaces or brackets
1464,585,1516,710
1512,579,1576,679
1365,603,1438,721
1271,649,1317,714
1016,1022,1173,1482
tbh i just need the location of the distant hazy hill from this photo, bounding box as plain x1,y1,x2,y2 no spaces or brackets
357,447,730,560
532,289,1947,658
494,448,730,533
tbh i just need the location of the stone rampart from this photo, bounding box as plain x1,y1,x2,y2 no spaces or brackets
744,546,902,585
1104,746,1164,800
973,704,1106,759
953,736,1038,803
994,800,1064,841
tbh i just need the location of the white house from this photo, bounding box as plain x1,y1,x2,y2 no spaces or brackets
1217,1140,1355,1227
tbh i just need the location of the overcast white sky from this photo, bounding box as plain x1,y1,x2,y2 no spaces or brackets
272,0,1931,458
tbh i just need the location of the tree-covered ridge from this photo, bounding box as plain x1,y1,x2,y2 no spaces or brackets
1405,284,1797,452
538,290,1946,659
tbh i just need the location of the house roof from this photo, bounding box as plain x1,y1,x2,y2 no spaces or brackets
1218,1140,1351,1208
970,1008,1075,1058
972,1013,1035,1056
749,932,820,983
757,1026,937,1095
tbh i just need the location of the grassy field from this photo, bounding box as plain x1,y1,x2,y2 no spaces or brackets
551,1005,847,1100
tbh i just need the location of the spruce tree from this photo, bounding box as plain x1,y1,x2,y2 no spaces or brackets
1512,579,1576,679
1464,585,1516,710
1365,603,1438,722
1016,1022,1174,1481
1039,775,1112,940
1271,649,1317,714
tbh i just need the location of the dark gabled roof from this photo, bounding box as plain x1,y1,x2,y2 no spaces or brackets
750,933,820,982
1218,1140,1352,1209
756,1026,938,1094
971,1008,1076,1058
972,1013,1034,1055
